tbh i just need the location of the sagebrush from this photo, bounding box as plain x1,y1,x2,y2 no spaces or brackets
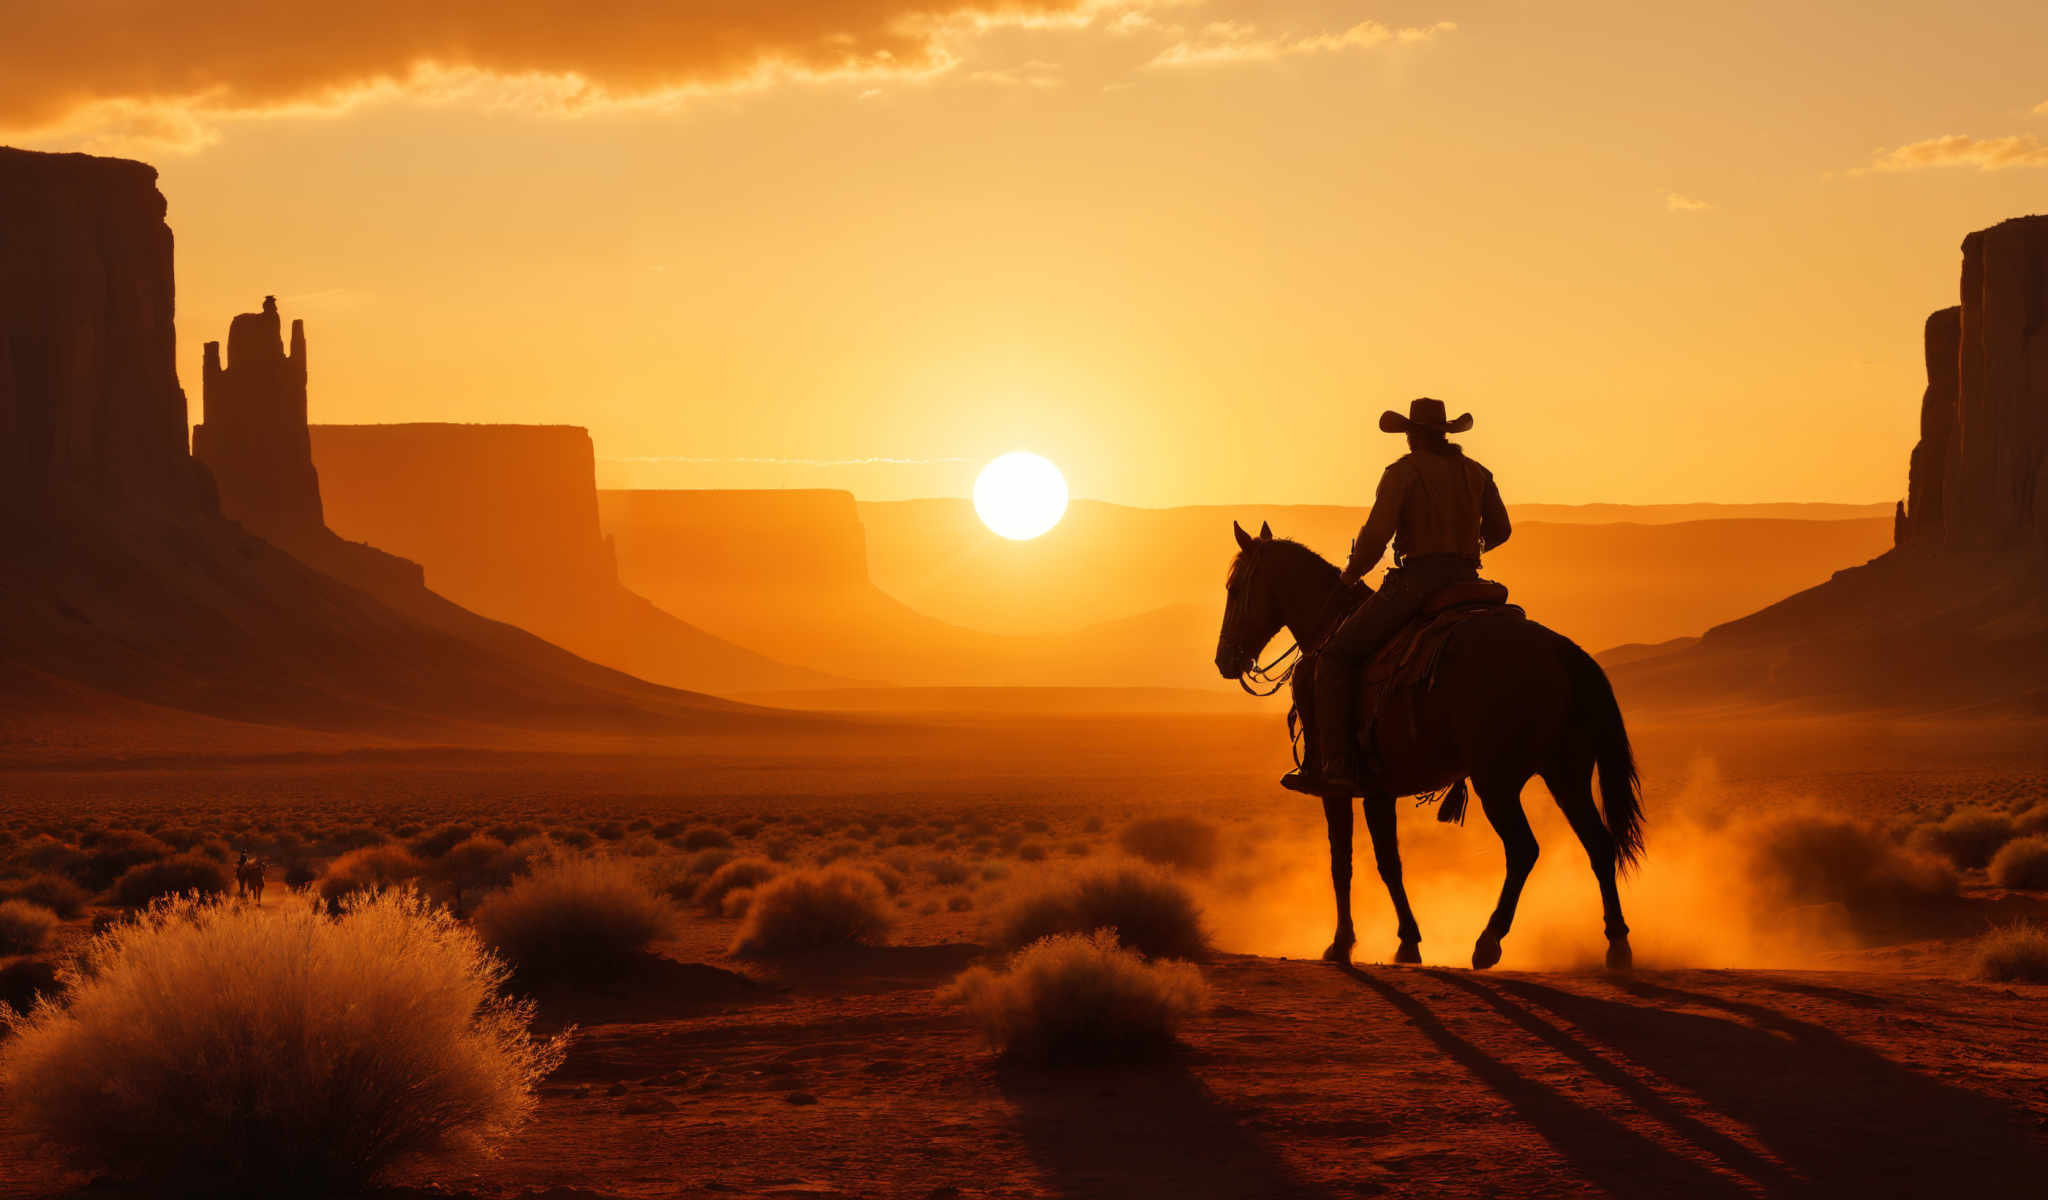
946,930,1209,1062
1,891,564,1194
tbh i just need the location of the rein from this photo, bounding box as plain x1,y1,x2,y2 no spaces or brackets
1227,544,1356,697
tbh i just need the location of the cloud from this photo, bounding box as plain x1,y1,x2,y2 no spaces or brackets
0,1,1098,150
1665,192,1711,213
968,60,1067,88
1863,133,2048,172
1148,18,1455,68
2035,99,2048,116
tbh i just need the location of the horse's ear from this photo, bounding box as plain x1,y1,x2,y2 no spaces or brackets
1233,521,1253,551
1259,521,1273,540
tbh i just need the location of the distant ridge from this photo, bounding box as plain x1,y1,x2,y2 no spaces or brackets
0,146,795,748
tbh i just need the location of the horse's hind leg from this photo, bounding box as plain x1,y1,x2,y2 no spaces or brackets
1320,794,1356,963
1362,790,1421,963
1472,772,1538,970
1545,766,1631,969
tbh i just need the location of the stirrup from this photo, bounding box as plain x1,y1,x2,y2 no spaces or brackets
1280,767,1330,796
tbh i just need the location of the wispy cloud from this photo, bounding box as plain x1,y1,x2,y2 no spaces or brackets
968,60,1067,88
1863,133,2048,172
0,0,1099,153
1148,19,1455,68
1665,192,1712,213
2034,99,2048,116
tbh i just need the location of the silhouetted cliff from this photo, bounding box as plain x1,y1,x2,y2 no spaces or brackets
187,297,421,592
0,148,211,511
0,145,782,744
192,296,324,541
311,424,829,694
1624,214,2048,711
1899,216,2048,555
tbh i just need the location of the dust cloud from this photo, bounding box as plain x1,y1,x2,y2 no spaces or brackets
1195,757,1957,970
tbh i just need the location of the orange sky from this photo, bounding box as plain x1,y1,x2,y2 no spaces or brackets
8,1,2047,506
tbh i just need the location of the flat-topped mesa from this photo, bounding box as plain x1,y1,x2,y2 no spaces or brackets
192,296,325,543
1900,215,2048,556
0,147,213,512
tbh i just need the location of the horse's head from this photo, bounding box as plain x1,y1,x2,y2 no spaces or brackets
1216,520,1286,678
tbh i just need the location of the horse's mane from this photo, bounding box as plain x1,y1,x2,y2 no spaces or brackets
1227,537,1339,590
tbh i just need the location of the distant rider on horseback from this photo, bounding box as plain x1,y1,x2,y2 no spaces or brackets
1283,397,1512,796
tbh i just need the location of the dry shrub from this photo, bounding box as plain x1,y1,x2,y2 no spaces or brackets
408,823,475,859
1017,842,1049,863
729,866,893,957
10,835,84,878
0,873,89,919
2011,803,2048,838
74,831,173,891
1749,816,1957,922
433,835,557,912
1970,921,2048,983
1117,816,1221,874
110,854,231,909
316,844,426,910
472,856,678,977
0,900,59,955
1988,835,2048,891
989,862,1209,960
283,861,318,892
695,857,779,914
680,826,735,851
946,930,1209,1062
0,892,563,1194
1910,807,2015,870
1,958,59,1016
924,856,971,886
551,827,597,851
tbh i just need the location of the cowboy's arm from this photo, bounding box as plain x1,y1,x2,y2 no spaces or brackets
1343,464,1407,582
1480,474,1511,551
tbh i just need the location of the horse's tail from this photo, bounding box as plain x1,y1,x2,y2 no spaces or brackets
1560,639,1645,875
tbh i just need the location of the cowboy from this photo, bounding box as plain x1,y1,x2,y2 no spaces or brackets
1283,397,1511,795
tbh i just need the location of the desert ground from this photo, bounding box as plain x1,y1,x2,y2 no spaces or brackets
5,707,2046,1198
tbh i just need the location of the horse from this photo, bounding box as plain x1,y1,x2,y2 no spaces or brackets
1215,521,1644,969
234,855,266,905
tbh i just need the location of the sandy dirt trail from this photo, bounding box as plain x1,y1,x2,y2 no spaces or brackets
313,952,2048,1200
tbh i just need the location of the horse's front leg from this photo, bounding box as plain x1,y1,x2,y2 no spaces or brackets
1321,794,1356,962
1363,790,1422,963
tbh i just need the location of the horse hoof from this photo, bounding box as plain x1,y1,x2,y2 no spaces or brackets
1606,940,1633,970
1322,940,1355,964
1471,935,1502,970
1394,941,1422,965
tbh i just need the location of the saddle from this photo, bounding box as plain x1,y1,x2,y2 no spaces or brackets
1356,579,1517,759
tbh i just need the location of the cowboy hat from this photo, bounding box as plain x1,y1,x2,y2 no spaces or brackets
1379,396,1473,435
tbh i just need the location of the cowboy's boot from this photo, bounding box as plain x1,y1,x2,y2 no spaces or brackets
1312,653,1364,795
1280,658,1326,794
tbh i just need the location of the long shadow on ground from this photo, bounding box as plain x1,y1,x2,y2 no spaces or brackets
1339,966,1754,1198
997,1056,1326,1200
1483,974,2048,1194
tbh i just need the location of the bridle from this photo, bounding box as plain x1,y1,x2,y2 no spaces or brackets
1224,540,1356,697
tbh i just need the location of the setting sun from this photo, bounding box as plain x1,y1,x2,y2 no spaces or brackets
972,451,1068,540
